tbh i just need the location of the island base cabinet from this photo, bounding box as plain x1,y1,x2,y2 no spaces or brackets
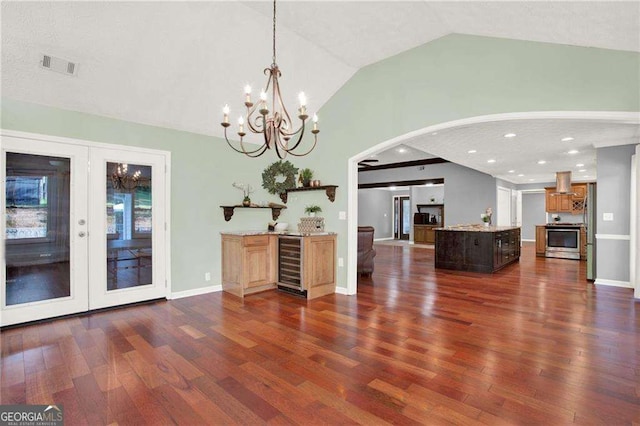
435,227,521,273
221,234,277,297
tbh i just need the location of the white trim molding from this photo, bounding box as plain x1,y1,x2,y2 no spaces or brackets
595,234,631,240
594,279,633,288
334,286,349,295
521,239,535,242
170,285,221,300
374,237,394,242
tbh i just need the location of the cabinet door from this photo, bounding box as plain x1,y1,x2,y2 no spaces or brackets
425,228,436,244
243,235,276,289
303,235,336,299
535,226,546,255
572,184,586,200
558,194,572,212
546,188,558,212
493,235,503,269
414,226,426,243
244,245,271,288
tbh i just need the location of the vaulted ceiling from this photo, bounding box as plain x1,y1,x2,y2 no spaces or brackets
3,1,639,183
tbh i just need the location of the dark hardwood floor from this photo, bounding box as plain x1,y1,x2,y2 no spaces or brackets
1,243,639,424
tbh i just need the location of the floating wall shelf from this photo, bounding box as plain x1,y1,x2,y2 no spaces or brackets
279,185,338,204
220,205,286,222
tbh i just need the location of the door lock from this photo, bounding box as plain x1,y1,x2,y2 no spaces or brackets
78,219,86,225
78,231,87,237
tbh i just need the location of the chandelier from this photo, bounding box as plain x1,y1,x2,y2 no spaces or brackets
221,0,319,158
111,163,141,191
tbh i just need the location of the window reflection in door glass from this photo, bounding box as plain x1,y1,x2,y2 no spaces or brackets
5,153,71,305
106,162,152,290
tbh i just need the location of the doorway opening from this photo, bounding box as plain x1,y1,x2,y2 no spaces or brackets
393,196,411,240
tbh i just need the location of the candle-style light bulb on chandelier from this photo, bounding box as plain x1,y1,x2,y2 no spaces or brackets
220,0,319,158
111,163,141,191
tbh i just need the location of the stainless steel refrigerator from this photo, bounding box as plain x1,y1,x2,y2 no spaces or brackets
585,183,597,280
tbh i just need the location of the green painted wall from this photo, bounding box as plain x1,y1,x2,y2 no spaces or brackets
1,98,313,294
2,34,639,293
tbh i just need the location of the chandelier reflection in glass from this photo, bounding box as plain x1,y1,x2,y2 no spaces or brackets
111,163,141,191
220,0,319,159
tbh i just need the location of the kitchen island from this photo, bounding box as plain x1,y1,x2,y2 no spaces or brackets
435,225,521,273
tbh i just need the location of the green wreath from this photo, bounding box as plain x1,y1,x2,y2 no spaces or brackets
262,160,298,195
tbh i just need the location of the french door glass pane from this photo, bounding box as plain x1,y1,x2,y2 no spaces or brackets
106,162,152,290
5,153,71,305
402,199,411,234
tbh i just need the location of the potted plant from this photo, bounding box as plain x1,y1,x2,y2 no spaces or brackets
305,205,322,217
299,168,314,187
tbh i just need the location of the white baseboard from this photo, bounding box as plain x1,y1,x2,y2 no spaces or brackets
169,285,222,299
521,239,535,242
373,237,394,241
334,286,354,295
594,279,632,289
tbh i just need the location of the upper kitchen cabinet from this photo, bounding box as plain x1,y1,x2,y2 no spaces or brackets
545,183,587,214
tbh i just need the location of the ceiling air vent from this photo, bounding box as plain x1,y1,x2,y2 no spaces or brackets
40,54,78,76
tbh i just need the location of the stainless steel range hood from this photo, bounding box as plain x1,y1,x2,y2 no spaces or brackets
553,171,576,195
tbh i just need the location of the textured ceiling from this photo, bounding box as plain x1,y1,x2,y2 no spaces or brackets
2,1,639,182
401,118,640,184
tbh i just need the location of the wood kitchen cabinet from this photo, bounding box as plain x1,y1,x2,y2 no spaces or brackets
545,183,587,214
414,225,437,244
221,232,336,299
302,234,337,299
535,225,547,256
221,234,278,297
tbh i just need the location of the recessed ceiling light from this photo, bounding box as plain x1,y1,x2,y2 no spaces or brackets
583,175,590,178
431,132,438,135
537,160,546,165
568,150,579,155
397,148,407,153
579,169,586,172
508,170,515,173
468,149,477,154
576,163,584,167
487,159,496,163
529,179,534,182
518,174,524,177
504,133,516,138
561,137,574,142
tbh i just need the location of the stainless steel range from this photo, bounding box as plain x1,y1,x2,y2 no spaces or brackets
545,224,581,260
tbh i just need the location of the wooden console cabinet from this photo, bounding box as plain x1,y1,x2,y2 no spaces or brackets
221,234,278,297
221,232,336,299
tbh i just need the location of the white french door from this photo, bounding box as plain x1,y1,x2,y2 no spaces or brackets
1,136,89,326
1,132,169,326
88,148,167,310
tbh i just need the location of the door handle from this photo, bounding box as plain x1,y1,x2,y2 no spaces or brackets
78,231,87,237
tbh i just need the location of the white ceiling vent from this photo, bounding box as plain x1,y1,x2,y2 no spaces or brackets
40,54,78,76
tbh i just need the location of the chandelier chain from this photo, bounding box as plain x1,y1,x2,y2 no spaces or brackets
272,0,277,66
220,0,319,159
